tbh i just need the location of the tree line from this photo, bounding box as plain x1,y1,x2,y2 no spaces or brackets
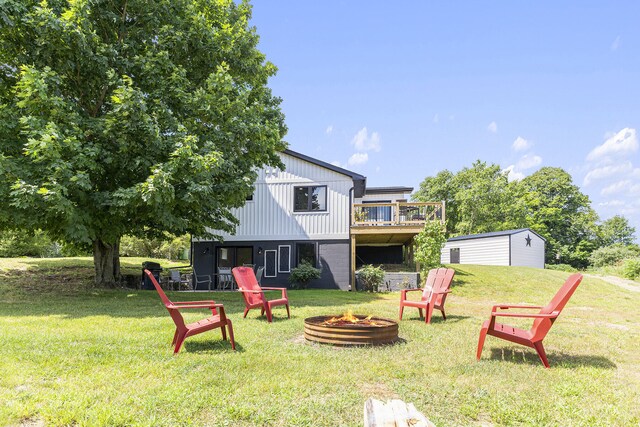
413,161,637,268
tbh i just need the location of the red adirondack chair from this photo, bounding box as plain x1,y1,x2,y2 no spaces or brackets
399,267,456,324
476,273,583,368
143,269,235,354
232,266,290,323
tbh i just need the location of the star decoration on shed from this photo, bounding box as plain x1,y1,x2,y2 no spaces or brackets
525,234,532,247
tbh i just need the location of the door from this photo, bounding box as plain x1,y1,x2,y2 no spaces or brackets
216,246,253,286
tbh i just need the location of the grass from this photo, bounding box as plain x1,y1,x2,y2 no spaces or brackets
1,258,639,426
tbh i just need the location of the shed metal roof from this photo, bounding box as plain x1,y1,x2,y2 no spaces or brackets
447,228,546,242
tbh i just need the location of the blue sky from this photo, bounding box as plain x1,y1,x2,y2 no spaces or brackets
249,1,640,238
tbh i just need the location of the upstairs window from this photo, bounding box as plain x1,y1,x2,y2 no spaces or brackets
294,186,327,212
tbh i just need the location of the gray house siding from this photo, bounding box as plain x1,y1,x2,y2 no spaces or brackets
193,239,350,290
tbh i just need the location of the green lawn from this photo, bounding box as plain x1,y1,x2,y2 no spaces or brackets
1,258,639,426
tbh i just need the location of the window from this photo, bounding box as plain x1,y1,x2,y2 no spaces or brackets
450,248,460,264
296,242,317,267
246,193,254,201
294,186,327,212
264,250,277,277
278,245,291,273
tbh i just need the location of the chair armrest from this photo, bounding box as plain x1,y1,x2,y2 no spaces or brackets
491,310,559,319
173,300,216,305
237,289,264,294
401,288,423,295
171,303,225,310
260,287,288,298
400,288,423,300
492,304,543,311
431,289,452,295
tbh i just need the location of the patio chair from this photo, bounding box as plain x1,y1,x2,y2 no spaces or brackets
255,266,264,285
399,267,455,324
144,269,235,353
168,269,191,290
232,266,290,323
218,266,235,290
476,273,583,368
193,269,212,291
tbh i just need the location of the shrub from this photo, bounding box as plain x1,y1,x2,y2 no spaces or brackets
589,244,637,268
414,221,446,273
120,234,190,260
545,263,578,272
357,264,385,292
622,258,640,280
288,261,321,289
0,229,58,257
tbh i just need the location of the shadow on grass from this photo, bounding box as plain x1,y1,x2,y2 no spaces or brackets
487,347,616,369
399,314,471,324
0,288,389,319
184,340,244,353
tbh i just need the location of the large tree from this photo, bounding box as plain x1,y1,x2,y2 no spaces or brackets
598,215,636,246
0,0,287,284
517,167,599,267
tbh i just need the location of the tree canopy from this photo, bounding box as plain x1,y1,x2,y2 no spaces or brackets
0,0,287,284
414,163,612,268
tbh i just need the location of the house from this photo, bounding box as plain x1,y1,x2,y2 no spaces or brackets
440,228,546,268
192,149,445,290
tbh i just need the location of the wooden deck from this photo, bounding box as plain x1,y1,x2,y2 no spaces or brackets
349,201,445,288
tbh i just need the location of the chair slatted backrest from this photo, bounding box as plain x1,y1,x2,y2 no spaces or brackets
422,268,455,304
531,273,583,341
232,267,264,305
144,269,186,329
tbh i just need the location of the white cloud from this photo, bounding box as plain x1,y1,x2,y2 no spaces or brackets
598,200,625,207
330,160,342,167
325,125,333,135
351,127,381,152
503,153,542,182
516,154,542,170
347,152,368,166
487,121,498,133
512,136,531,152
601,180,631,196
433,114,439,124
583,161,633,185
503,165,525,182
587,128,638,162
611,35,621,51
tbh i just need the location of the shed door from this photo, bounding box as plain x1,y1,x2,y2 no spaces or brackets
450,248,460,264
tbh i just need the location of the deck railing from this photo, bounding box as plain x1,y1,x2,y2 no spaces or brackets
352,202,445,227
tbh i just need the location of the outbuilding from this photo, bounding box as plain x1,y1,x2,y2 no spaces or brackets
441,228,546,268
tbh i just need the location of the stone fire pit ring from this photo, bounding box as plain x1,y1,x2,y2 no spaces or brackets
304,315,399,346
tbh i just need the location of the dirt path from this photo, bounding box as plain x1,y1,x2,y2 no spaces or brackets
584,274,640,292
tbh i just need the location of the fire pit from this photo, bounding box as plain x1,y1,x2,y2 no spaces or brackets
304,311,399,346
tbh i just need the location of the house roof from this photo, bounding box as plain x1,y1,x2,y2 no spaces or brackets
447,228,546,242
365,186,414,195
283,149,367,197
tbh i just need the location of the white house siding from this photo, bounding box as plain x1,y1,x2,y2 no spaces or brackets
441,235,510,266
510,230,545,268
356,191,409,203
208,152,353,241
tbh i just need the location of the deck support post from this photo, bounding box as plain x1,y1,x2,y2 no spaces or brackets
350,234,356,291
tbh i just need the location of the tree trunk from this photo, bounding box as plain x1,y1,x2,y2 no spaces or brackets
93,237,121,286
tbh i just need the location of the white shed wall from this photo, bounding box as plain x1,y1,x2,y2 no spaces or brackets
509,230,545,268
441,235,510,266
207,152,353,241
